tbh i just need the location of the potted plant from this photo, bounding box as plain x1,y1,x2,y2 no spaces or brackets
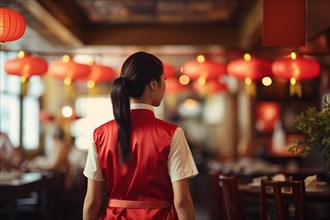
288,95,330,175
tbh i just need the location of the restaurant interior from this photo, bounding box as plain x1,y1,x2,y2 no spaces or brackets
1,0,330,220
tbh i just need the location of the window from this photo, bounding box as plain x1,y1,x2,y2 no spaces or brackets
0,51,42,150
72,96,114,150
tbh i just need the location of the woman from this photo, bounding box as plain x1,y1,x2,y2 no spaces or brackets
83,51,198,220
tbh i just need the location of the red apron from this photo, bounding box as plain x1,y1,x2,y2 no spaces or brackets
94,109,178,220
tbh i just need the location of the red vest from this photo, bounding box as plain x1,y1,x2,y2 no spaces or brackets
94,109,178,220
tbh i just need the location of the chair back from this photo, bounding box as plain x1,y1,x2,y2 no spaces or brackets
260,179,306,220
209,171,225,220
218,175,245,220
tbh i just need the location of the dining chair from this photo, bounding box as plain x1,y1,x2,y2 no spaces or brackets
218,175,245,220
209,171,225,220
260,179,306,220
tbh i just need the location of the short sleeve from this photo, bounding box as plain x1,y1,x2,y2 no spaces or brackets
168,127,199,182
83,143,104,182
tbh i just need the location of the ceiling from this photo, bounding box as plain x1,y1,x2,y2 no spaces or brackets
1,0,330,62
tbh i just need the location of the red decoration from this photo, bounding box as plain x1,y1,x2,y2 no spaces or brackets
49,59,90,80
255,102,280,133
270,135,303,156
263,0,306,46
39,109,55,123
182,60,226,80
272,56,320,80
192,79,227,95
0,7,26,42
227,57,272,80
163,63,177,78
165,78,188,94
205,80,228,94
80,63,115,83
4,54,48,78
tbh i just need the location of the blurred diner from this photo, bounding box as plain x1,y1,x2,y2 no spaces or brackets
0,131,26,171
27,126,70,172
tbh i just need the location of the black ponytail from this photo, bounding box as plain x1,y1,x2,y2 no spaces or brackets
111,51,163,164
111,77,131,163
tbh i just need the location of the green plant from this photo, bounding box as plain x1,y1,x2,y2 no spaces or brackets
288,97,330,175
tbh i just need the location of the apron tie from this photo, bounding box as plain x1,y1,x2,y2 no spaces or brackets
109,199,171,209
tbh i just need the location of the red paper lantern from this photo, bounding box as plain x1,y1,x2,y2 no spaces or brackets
272,55,320,80
163,63,177,78
182,59,226,80
79,63,115,83
48,58,90,81
165,78,188,94
192,79,227,95
227,56,272,80
272,54,320,97
4,53,48,78
205,80,228,94
0,7,26,42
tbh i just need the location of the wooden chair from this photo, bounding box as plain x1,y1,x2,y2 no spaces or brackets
218,175,245,220
209,171,225,220
260,179,306,220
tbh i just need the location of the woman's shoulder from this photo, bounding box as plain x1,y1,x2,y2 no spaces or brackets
154,118,178,131
94,119,116,134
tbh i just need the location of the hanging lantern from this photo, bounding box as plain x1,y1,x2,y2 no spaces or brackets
163,63,180,106
49,55,90,100
272,53,320,97
4,52,48,78
182,55,226,80
4,51,48,95
205,80,228,94
86,63,115,83
79,63,115,95
192,79,227,96
227,54,272,96
165,77,188,108
166,78,188,94
0,7,26,42
49,56,90,80
163,63,177,78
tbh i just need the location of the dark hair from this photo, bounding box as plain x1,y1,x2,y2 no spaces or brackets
111,51,163,163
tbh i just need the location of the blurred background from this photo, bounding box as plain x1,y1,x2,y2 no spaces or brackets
0,0,329,219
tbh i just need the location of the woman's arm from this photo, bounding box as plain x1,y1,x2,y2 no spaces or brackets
172,179,195,220
83,178,103,220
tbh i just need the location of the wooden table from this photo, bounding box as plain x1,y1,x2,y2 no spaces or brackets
238,183,330,203
237,182,330,219
0,172,44,220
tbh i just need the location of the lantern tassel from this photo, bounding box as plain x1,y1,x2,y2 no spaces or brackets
290,81,302,97
65,83,75,100
21,77,29,96
200,84,207,97
88,86,99,96
245,81,256,96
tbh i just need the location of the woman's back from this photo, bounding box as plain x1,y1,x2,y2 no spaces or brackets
83,52,198,220
95,109,177,219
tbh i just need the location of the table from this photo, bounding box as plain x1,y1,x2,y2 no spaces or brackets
0,172,44,220
237,182,330,219
238,183,330,203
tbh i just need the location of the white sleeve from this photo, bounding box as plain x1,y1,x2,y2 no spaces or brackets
168,127,199,182
83,143,104,182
